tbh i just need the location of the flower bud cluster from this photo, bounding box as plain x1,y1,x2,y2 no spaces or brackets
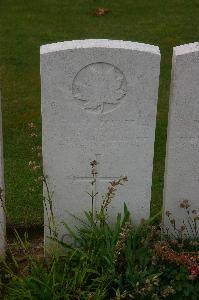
101,176,128,210
28,161,41,171
154,242,199,279
114,222,132,262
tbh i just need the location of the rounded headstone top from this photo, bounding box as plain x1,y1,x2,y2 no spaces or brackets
174,42,199,56
40,39,160,55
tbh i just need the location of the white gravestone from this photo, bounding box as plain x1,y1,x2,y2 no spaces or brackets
0,94,5,258
40,39,160,249
163,43,199,237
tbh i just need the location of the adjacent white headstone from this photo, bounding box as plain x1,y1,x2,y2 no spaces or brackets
163,43,199,237
40,39,160,251
0,93,5,258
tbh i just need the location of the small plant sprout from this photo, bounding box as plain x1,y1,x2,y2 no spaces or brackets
165,199,199,240
87,160,128,223
27,121,57,239
87,160,98,218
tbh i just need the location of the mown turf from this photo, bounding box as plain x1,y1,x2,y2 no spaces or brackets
0,0,199,225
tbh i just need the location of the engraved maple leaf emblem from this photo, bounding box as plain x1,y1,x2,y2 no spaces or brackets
73,63,127,113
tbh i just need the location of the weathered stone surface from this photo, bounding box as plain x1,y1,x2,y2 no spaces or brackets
40,39,160,250
0,93,5,258
163,43,199,237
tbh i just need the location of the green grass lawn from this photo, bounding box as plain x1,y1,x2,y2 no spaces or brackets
0,0,199,225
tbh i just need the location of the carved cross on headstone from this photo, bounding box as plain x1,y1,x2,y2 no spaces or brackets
73,154,120,212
